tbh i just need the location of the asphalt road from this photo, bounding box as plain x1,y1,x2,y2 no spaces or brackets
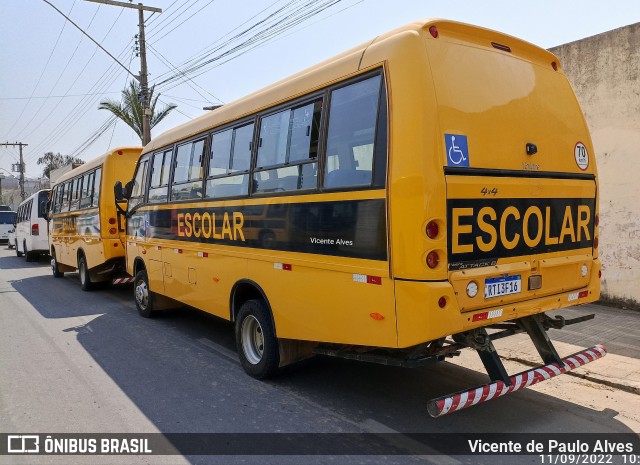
0,246,638,465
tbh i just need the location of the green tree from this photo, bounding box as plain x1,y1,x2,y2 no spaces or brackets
98,81,177,143
37,152,84,179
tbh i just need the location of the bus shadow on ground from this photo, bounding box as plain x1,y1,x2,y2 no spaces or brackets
11,274,638,457
0,253,50,270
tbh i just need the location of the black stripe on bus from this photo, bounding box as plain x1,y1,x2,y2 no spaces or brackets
128,198,388,261
444,167,596,181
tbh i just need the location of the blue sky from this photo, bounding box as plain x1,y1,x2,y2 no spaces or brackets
1,0,639,178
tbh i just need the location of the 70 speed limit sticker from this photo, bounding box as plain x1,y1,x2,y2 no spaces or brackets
575,142,589,170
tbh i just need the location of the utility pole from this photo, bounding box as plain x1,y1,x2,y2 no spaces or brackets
1,142,27,198
137,6,151,144
83,0,162,145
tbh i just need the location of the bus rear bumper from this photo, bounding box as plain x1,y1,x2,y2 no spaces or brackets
394,262,601,348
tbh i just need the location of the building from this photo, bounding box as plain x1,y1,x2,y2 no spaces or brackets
550,23,640,307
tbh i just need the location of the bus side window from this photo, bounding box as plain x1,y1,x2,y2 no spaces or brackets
253,99,321,194
171,139,205,201
205,125,251,199
148,150,172,203
70,177,82,211
323,75,381,189
80,172,93,209
54,186,61,214
129,159,149,210
50,187,58,214
91,168,102,208
61,181,71,212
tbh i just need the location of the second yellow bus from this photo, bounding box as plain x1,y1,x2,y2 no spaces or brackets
49,147,141,290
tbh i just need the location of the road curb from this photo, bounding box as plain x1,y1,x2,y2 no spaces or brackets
502,355,640,396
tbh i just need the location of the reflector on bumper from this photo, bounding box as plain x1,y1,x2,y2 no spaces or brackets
427,344,607,417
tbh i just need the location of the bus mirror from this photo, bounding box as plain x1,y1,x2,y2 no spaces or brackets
124,180,134,199
114,181,124,201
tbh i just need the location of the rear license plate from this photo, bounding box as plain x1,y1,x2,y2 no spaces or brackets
484,275,521,299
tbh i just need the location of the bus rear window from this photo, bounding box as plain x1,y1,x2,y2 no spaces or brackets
38,191,50,218
324,75,382,189
0,211,16,224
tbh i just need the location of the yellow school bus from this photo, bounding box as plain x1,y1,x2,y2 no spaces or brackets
49,147,141,290
119,20,603,416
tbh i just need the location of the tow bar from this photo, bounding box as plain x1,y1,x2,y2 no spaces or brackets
427,313,607,417
428,344,606,417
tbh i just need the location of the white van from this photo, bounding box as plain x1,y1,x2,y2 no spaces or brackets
0,210,17,245
15,190,51,262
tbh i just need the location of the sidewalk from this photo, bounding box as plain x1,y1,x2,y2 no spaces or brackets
457,303,640,395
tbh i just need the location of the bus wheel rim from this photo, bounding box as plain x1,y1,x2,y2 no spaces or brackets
80,261,86,285
135,280,148,310
51,255,56,273
241,315,264,365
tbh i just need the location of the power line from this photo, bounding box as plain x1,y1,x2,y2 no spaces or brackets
107,48,138,151
146,0,178,25
147,43,224,104
24,21,134,160
25,44,133,159
159,94,207,111
156,0,345,90
0,92,121,100
156,0,325,86
41,0,138,80
4,0,78,139
145,0,199,36
24,2,139,158
83,0,164,144
158,98,193,120
26,49,131,159
14,2,105,141
148,0,217,42
69,116,118,157
152,0,291,83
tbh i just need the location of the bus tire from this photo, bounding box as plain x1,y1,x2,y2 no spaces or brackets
134,270,157,318
24,242,33,262
51,249,64,278
78,255,93,291
16,240,23,257
235,299,280,379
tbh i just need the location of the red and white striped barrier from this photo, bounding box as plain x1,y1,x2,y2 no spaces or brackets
427,344,607,418
112,277,134,285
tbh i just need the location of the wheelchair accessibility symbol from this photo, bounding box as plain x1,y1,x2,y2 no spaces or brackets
445,133,469,167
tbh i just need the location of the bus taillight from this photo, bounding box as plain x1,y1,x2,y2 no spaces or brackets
426,220,439,239
31,224,39,236
108,217,116,225
426,251,439,268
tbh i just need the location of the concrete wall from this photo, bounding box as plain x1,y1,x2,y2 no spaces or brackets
550,24,640,307
50,163,82,184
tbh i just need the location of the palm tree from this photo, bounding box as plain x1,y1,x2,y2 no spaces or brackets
99,81,177,143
